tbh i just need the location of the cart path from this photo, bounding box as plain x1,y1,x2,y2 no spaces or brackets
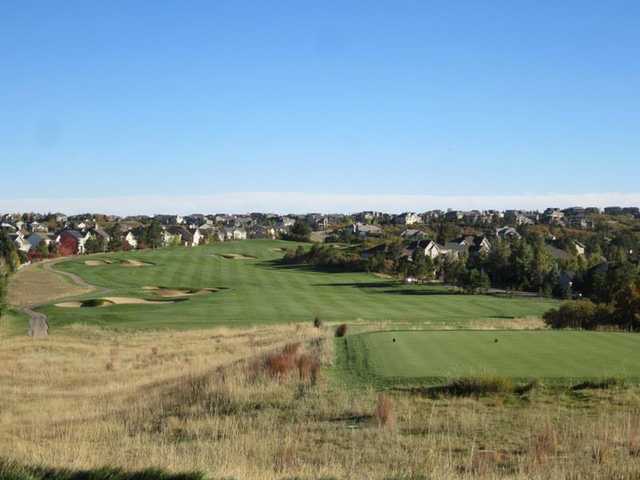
20,257,108,338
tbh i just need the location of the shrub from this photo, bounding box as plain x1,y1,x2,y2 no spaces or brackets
572,376,625,391
313,316,323,328
543,300,616,330
443,376,514,396
374,393,396,429
335,324,348,337
282,342,302,357
296,353,320,385
264,353,296,379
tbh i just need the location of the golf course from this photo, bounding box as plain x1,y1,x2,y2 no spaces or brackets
341,330,640,386
39,239,557,330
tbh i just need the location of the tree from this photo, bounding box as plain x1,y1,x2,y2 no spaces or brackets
37,240,49,258
614,283,640,331
145,221,164,249
285,220,311,242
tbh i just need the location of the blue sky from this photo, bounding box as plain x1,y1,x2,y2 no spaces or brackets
1,1,639,213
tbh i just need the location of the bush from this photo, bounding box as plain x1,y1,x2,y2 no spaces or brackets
313,316,323,328
441,375,514,396
543,300,614,330
374,393,396,429
335,324,348,337
296,353,320,385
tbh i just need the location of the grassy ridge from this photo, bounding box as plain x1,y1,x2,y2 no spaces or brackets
41,240,556,330
341,330,640,386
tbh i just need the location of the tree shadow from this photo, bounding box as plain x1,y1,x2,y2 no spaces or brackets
0,461,204,480
375,289,460,296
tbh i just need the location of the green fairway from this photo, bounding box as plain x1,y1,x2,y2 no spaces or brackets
341,330,640,385
40,240,556,330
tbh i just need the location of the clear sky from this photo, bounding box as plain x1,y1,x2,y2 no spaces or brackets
1,1,639,214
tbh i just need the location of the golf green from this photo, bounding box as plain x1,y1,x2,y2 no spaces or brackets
40,240,556,330
342,330,640,385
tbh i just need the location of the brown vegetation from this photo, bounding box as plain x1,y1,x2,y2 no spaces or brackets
3,324,640,479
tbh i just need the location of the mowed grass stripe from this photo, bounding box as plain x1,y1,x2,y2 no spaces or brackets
45,240,557,330
343,330,640,385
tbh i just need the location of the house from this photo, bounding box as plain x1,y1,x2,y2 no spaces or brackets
445,210,464,222
573,241,586,257
124,231,138,249
543,208,565,224
250,225,277,239
353,211,383,223
26,233,50,252
400,229,427,240
164,226,197,247
223,227,247,241
404,240,447,260
57,230,89,255
12,233,32,253
496,227,522,241
446,236,492,257
352,223,383,238
394,212,421,225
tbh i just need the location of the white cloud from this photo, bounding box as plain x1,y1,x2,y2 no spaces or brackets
1,192,640,216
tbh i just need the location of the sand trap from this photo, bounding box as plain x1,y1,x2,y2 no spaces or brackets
271,248,287,252
56,301,86,308
142,286,219,297
121,259,153,267
55,297,173,308
85,260,113,266
104,296,169,305
218,253,257,260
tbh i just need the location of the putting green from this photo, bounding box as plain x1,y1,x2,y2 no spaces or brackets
39,240,556,330
342,330,640,385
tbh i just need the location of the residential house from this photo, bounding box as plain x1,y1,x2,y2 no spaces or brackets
57,230,90,255
400,229,427,240
223,227,247,241
496,226,522,241
352,223,383,238
404,239,447,260
394,212,422,225
124,231,138,249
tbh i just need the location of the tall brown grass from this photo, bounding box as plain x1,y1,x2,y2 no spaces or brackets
3,324,640,479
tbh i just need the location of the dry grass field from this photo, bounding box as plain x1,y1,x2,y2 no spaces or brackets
3,323,640,479
7,261,94,307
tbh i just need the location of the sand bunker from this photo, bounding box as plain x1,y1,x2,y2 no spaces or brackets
55,297,172,308
142,286,219,297
218,253,257,260
270,248,287,252
84,260,114,266
121,259,153,267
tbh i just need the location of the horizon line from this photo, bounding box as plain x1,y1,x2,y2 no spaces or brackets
2,191,640,217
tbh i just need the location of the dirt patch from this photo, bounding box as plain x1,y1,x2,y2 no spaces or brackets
217,253,257,260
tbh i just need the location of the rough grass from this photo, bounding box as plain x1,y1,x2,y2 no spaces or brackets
4,325,640,479
7,261,93,307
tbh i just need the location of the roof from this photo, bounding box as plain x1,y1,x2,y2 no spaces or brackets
26,233,46,248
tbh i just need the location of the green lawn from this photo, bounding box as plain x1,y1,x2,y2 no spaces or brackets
341,330,640,386
40,240,556,330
